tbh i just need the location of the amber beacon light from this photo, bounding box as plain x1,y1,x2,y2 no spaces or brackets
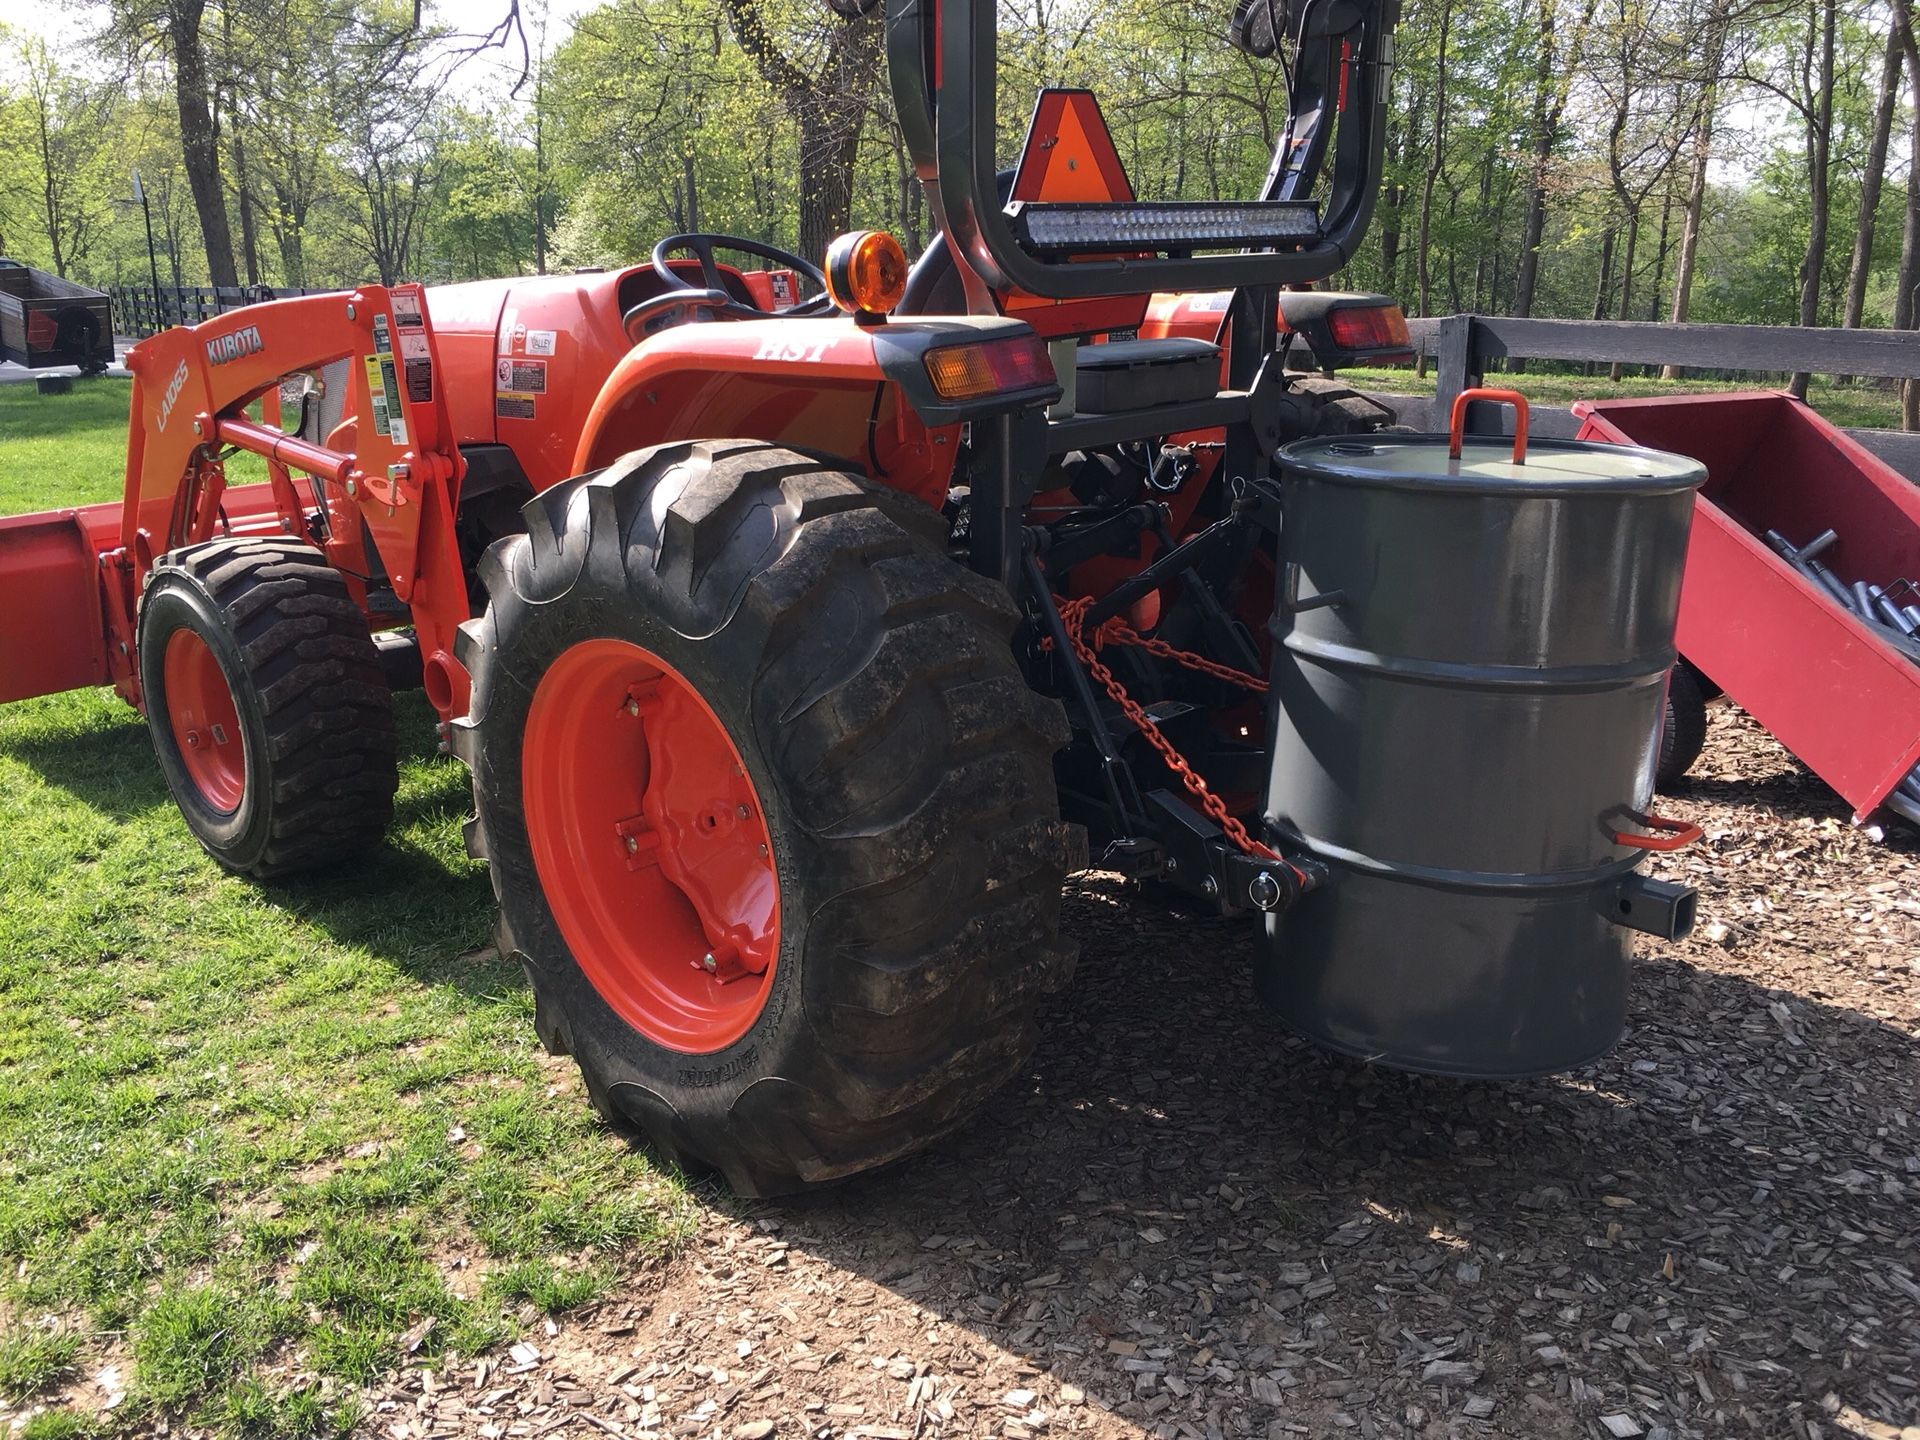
824,231,908,321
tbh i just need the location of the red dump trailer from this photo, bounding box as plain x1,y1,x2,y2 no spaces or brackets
1575,392,1920,827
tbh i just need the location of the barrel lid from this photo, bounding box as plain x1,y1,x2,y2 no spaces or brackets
1281,434,1706,495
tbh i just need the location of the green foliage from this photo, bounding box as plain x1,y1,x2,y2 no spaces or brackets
2,0,1914,345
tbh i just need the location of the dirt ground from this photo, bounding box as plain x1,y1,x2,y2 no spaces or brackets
367,705,1918,1440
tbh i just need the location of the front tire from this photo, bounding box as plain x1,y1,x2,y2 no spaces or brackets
455,441,1082,1196
138,538,398,878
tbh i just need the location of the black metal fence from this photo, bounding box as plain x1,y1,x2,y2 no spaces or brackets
108,284,331,338
1384,315,1920,482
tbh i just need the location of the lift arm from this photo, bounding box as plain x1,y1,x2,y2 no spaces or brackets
0,286,472,717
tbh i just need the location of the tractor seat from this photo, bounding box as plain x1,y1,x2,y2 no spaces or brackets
1074,337,1221,412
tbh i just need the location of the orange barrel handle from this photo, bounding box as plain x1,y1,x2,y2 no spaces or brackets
1613,813,1704,852
1448,386,1530,464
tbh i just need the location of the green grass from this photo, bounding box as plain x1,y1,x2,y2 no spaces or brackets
0,381,140,512
1347,363,1908,432
0,380,268,511
0,382,697,1436
0,1327,81,1402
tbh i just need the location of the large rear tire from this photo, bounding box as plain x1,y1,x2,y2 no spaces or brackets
455,441,1082,1196
138,538,398,878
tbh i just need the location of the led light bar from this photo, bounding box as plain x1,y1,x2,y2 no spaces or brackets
1012,200,1322,255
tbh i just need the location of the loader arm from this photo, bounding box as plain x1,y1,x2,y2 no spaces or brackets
3,287,473,717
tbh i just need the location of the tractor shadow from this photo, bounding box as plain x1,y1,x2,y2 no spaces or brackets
742,884,1920,1431
1,700,176,822
1,691,503,998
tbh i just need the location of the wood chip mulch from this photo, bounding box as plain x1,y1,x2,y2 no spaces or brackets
360,706,1920,1440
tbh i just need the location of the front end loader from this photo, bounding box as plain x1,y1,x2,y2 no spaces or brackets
0,0,1704,1195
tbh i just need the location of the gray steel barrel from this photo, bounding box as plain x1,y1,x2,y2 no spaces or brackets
1261,426,1706,1078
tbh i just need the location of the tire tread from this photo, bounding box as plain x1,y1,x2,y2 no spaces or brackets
145,539,397,878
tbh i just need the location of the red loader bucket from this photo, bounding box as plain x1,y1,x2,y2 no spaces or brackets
0,501,120,705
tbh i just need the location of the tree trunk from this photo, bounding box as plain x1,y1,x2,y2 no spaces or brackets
231,120,261,286
1591,227,1616,324
1662,0,1729,380
1894,5,1920,428
1607,208,1638,382
1512,0,1558,321
795,98,866,261
218,7,258,287
169,0,239,289
1647,182,1674,322
1415,0,1453,318
533,59,550,275
269,178,306,289
1471,149,1495,310
32,85,66,275
1604,76,1632,383
1512,0,1596,374
1792,0,1837,400
1839,18,1904,383
723,0,883,265
1377,83,1407,294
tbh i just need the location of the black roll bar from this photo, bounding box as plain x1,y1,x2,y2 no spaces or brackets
887,0,1401,302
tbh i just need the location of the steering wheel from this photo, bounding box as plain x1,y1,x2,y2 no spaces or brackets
625,233,833,341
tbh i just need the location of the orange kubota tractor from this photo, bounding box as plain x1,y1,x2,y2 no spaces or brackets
0,0,1702,1194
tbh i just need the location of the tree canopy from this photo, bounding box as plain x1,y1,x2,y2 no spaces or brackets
0,0,1912,344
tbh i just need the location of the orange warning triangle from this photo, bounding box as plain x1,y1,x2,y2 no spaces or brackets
1012,90,1135,205
1001,88,1148,338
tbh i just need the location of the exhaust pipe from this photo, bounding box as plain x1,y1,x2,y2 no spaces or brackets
1609,873,1697,942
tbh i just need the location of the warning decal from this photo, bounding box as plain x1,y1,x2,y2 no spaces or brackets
399,332,434,403
495,358,547,394
405,359,433,405
364,356,390,438
372,313,392,353
381,354,408,444
365,344,408,447
495,392,536,420
392,289,425,330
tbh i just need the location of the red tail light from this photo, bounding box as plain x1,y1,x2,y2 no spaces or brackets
1327,304,1411,354
923,336,1057,400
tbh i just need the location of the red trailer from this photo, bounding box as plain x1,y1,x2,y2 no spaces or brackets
1573,391,1920,826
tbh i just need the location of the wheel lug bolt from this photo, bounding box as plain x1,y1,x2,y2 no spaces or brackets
624,835,637,854
624,699,639,716
701,952,717,973
758,843,768,857
737,804,750,819
185,730,203,749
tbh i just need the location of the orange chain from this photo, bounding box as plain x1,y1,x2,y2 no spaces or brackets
1055,595,1300,875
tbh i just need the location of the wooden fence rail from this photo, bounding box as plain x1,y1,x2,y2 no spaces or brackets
1408,313,1920,406
1392,314,1920,482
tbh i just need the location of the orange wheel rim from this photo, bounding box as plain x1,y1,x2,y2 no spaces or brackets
522,639,780,1054
162,628,246,813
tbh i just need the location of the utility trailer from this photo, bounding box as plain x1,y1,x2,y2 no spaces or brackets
1575,392,1920,828
0,0,1707,1195
0,259,114,373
